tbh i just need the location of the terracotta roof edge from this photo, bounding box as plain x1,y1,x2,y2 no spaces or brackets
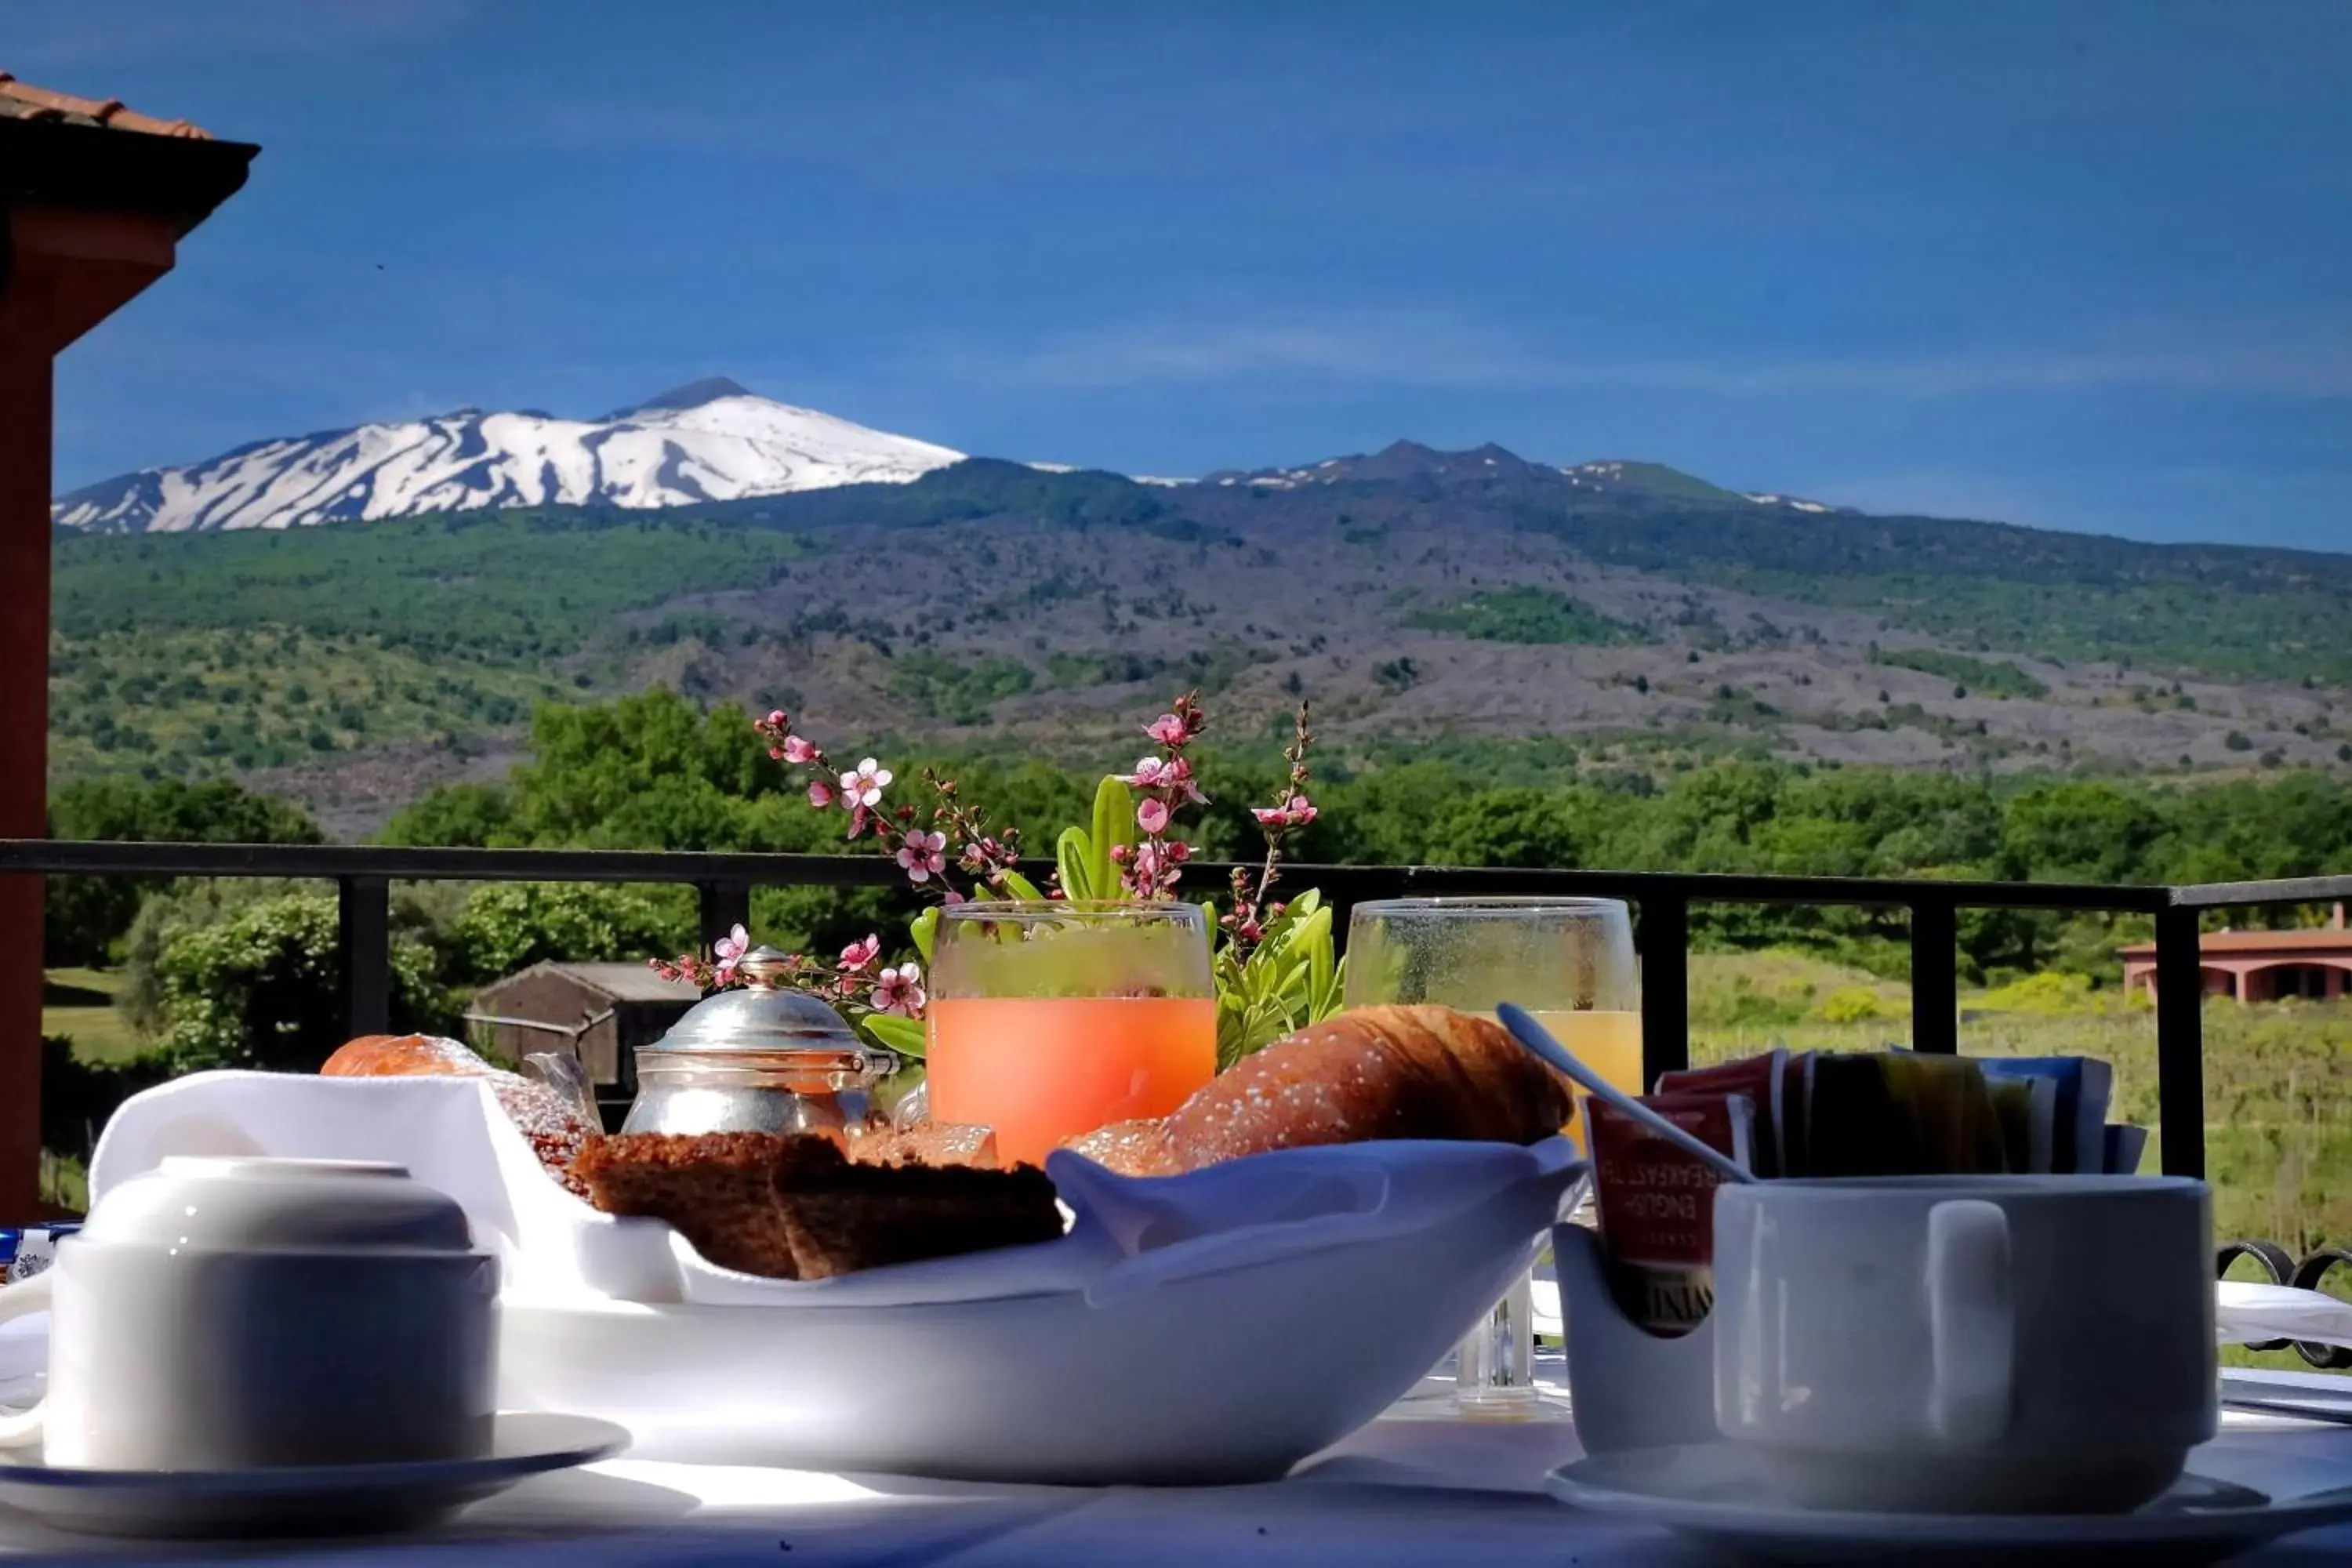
0,71,216,140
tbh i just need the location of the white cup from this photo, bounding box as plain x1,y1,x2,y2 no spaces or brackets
0,1158,498,1471
1712,1174,2214,1514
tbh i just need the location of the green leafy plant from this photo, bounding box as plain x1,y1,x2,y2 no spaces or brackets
1209,887,1344,1069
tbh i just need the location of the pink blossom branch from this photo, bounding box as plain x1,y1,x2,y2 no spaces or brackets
1108,691,1208,901
651,930,927,1018
1223,700,1319,958
753,707,1000,901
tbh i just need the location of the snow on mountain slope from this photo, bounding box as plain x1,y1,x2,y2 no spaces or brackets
50,379,967,533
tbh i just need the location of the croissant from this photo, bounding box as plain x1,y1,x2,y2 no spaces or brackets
1062,1004,1571,1176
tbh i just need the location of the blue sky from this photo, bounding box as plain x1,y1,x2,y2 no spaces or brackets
21,0,2350,550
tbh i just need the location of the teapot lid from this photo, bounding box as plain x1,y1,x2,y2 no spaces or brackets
651,947,869,1057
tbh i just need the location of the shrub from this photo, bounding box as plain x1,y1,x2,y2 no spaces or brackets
42,1035,171,1160
445,882,695,986
1816,986,1886,1024
152,892,450,1073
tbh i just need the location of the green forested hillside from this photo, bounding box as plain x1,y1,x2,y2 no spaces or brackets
47,457,2352,798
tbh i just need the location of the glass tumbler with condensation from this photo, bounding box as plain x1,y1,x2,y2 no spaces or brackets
1343,897,1640,1418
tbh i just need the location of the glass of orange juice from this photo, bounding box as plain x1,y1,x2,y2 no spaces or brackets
926,900,1217,1167
1344,896,1640,1419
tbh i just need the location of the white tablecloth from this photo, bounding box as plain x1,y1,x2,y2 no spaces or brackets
11,1364,2352,1564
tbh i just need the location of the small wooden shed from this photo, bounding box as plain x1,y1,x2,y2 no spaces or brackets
467,963,701,1112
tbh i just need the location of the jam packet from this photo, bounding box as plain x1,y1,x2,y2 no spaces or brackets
1656,1049,1788,1178
1588,1091,1755,1337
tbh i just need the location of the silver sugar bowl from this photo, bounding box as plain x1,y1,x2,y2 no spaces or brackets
620,947,899,1138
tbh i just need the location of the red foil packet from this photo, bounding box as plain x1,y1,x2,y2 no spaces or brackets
1656,1049,1787,1178
1588,1091,1755,1336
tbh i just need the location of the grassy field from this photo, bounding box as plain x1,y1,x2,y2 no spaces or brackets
40,967,142,1062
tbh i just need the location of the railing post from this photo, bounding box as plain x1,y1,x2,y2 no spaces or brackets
338,874,390,1040
1638,895,1689,1090
699,881,752,954
1909,898,1959,1054
2154,902,2206,1180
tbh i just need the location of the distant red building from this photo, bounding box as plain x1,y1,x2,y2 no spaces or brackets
2120,908,2352,1005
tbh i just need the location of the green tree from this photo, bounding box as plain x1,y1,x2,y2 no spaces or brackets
380,782,516,848
506,689,790,849
44,778,325,966
1999,782,2171,884
444,883,695,987
153,892,449,1073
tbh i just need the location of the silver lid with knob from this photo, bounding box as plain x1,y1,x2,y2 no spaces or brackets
619,947,900,1138
652,948,870,1055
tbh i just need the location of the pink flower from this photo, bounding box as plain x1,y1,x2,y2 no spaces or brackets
1136,797,1171,835
1117,755,1171,789
782,735,819,764
839,935,882,972
873,963,927,1018
764,710,789,731
808,778,837,808
712,923,751,983
895,828,949,882
943,889,967,906
847,804,873,840
1163,756,1209,805
1145,713,1188,746
1253,793,1319,829
840,757,892,808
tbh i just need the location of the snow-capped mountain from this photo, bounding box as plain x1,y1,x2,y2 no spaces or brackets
50,378,967,533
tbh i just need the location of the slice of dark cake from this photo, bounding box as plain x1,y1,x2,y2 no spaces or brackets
572,1131,801,1277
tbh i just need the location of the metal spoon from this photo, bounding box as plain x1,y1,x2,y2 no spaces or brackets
1497,1002,1756,1185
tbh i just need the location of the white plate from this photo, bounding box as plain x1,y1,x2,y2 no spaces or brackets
1544,1441,2352,1566
0,1411,627,1539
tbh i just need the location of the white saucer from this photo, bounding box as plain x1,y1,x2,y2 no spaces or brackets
1545,1441,2352,1566
0,1412,628,1539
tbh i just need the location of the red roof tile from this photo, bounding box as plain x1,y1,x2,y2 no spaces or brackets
2116,927,2352,957
0,72,211,140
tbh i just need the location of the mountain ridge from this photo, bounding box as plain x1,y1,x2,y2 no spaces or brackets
54,381,1902,538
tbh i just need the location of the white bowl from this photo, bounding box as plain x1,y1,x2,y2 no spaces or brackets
496,1160,1563,1483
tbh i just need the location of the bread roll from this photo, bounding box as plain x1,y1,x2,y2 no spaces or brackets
1064,1004,1570,1175
321,1033,593,1194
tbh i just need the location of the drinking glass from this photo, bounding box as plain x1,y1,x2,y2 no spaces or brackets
927,901,1217,1167
1344,897,1641,1417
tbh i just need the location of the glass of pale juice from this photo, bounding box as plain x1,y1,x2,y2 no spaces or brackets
1344,896,1641,1419
926,900,1217,1167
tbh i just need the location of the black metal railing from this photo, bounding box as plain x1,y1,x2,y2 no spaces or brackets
9,836,2352,1184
